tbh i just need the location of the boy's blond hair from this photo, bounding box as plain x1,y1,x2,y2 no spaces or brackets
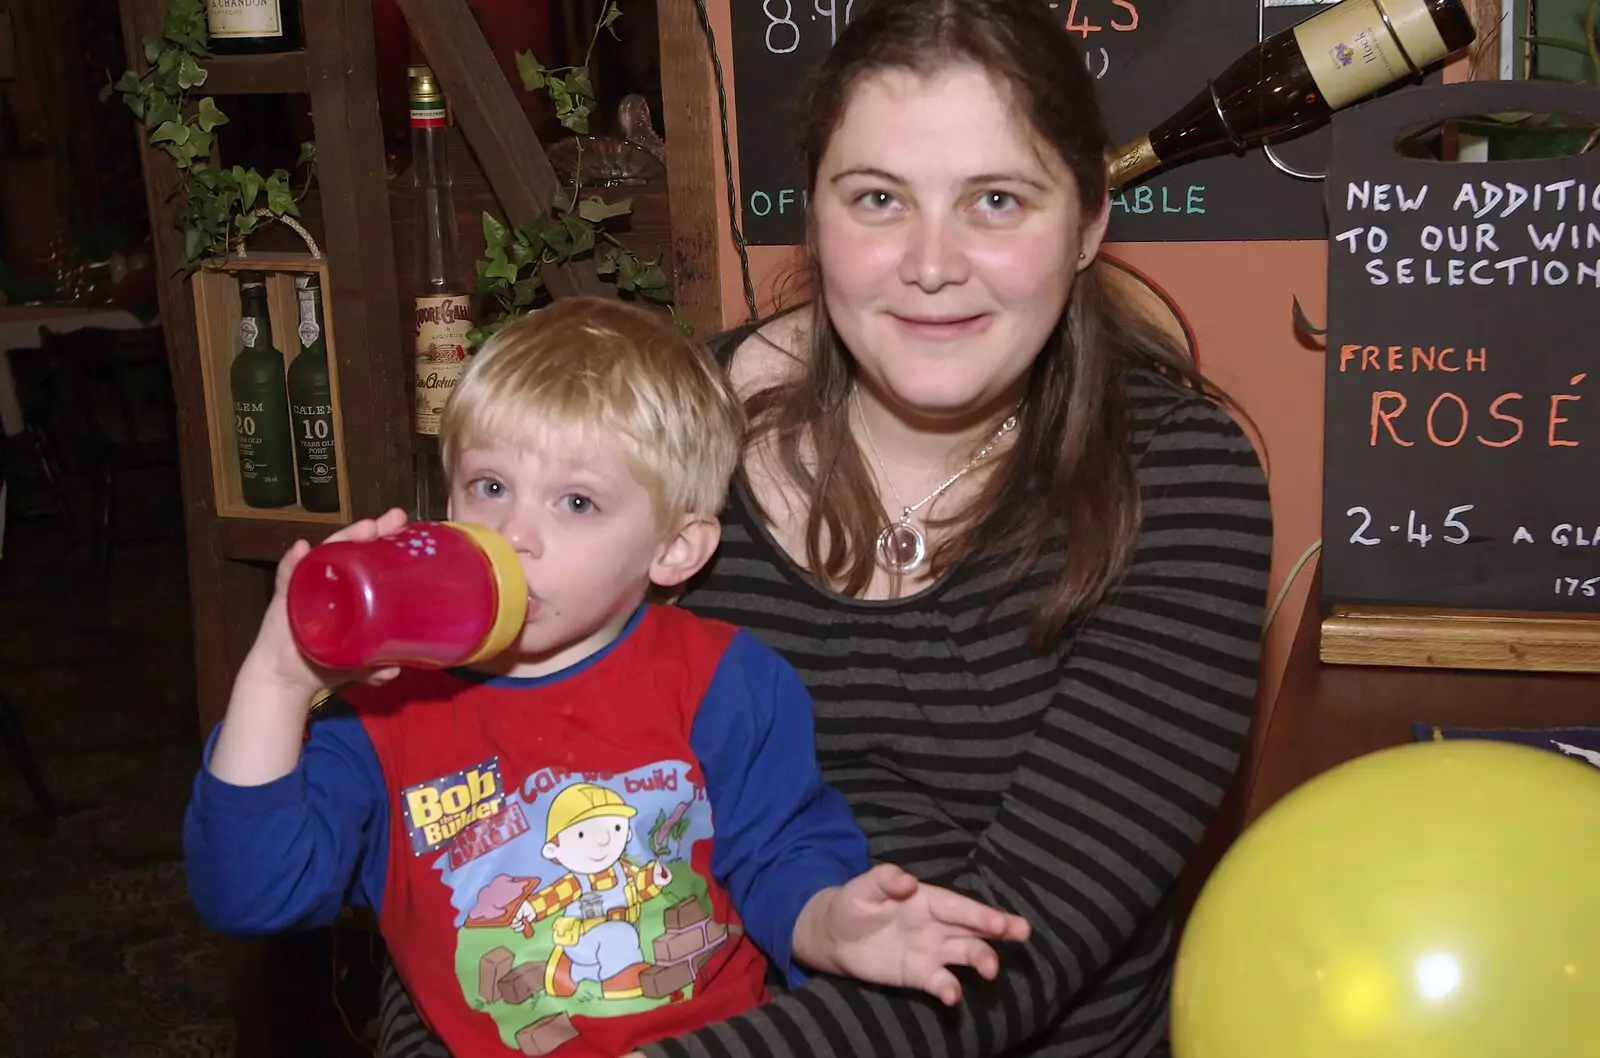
440,297,744,526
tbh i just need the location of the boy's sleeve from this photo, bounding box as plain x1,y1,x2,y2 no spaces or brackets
182,698,390,934
688,630,869,987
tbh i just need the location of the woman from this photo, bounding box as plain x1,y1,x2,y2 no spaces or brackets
382,0,1271,1054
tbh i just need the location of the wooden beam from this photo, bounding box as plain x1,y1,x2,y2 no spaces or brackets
303,0,412,519
117,0,239,734
656,0,725,333
394,0,611,299
201,51,312,96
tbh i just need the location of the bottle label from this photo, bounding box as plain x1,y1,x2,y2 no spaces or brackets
291,400,338,486
298,293,321,348
240,317,260,346
414,294,474,437
205,0,283,39
234,398,285,483
1295,0,1452,111
410,99,448,129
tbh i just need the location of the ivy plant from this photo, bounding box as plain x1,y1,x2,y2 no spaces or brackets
469,0,674,346
102,0,316,272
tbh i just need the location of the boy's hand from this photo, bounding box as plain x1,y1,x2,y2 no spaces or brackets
793,863,1031,1007
210,508,411,788
241,506,413,697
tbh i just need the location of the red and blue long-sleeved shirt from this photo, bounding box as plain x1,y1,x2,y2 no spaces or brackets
184,603,868,1057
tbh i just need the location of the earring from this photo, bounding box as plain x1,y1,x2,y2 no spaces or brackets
1078,252,1086,260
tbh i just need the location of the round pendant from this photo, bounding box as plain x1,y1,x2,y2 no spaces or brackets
875,520,927,575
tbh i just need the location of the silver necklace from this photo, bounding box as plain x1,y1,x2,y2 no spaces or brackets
853,389,1019,575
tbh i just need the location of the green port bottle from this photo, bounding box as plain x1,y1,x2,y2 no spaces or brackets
231,271,297,509
288,275,341,513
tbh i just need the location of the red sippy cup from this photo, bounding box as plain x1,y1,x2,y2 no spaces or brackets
286,521,528,670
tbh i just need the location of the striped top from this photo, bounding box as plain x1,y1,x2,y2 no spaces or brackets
642,366,1273,1058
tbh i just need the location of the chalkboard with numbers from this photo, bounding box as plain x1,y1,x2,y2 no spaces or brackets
1322,81,1600,614
726,0,1416,245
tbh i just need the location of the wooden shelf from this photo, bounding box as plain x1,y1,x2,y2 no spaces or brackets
203,51,312,96
220,516,344,562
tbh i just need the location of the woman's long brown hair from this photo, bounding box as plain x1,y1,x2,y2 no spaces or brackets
744,0,1226,649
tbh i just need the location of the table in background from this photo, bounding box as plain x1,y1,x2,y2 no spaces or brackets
1245,564,1600,823
0,304,148,437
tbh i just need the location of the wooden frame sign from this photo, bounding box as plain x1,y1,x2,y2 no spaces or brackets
1321,80,1600,673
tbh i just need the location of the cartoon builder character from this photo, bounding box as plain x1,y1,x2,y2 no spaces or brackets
507,783,673,1000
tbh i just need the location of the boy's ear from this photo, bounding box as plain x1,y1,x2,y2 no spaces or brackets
651,514,721,588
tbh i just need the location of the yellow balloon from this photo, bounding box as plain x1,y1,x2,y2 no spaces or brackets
1172,739,1600,1058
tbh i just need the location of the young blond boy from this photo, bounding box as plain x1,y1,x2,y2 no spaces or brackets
184,298,1028,1058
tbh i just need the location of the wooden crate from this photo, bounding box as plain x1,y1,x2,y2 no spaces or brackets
190,251,352,523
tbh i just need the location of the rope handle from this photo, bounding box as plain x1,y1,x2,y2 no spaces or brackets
233,208,323,260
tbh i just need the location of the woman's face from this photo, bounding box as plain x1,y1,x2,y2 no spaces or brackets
812,64,1108,428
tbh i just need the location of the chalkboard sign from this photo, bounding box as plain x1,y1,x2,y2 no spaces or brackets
726,0,1396,245
1322,81,1600,615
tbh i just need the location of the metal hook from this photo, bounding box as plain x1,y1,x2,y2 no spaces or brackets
1262,140,1326,181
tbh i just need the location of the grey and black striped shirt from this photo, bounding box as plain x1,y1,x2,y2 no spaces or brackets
644,366,1272,1058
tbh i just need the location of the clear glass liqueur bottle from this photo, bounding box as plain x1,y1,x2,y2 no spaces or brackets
408,63,473,521
1108,0,1477,189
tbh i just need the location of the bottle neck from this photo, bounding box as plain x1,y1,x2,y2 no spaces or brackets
240,290,272,351
298,292,328,358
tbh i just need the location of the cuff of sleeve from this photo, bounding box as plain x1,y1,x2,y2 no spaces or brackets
770,857,858,990
194,723,308,815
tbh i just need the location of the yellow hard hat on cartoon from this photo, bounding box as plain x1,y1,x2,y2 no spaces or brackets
544,782,636,842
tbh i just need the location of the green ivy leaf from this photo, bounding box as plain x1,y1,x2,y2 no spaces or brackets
265,177,296,215
516,50,547,92
568,69,594,102
150,119,190,146
485,256,520,283
541,222,574,258
482,211,509,254
296,141,317,168
576,195,632,223
613,251,639,291
145,97,179,131
596,251,618,276
196,96,228,132
512,276,540,307
559,212,595,256
143,34,163,65
178,54,207,90
186,127,214,162
182,225,204,264
240,169,263,211
599,1,623,34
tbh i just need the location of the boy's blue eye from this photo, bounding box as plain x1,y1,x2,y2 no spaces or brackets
472,478,506,499
560,494,595,514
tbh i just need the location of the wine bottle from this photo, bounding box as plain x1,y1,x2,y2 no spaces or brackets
1108,0,1477,189
408,63,473,520
288,274,341,513
204,0,302,56
231,272,297,509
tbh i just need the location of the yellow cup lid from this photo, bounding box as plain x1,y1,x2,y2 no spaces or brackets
444,521,529,665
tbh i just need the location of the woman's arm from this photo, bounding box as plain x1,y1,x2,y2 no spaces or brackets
640,396,1272,1058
